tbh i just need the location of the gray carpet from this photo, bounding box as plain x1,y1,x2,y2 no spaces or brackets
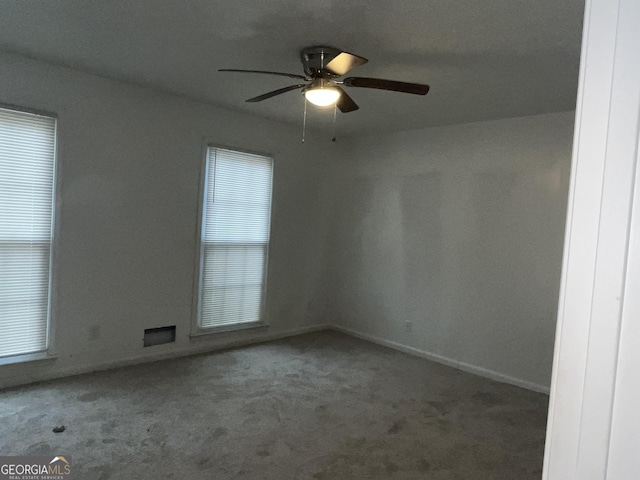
0,331,548,479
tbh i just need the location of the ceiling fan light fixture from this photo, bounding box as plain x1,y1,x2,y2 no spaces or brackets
219,46,430,117
304,84,341,107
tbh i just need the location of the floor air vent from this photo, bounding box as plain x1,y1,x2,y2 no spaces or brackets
143,326,176,347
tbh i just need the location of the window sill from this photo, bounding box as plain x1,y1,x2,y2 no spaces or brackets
190,322,268,340
0,351,57,367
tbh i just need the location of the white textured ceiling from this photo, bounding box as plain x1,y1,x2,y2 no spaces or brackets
0,0,584,136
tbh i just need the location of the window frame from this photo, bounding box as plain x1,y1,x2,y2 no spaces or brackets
0,103,60,366
191,143,274,337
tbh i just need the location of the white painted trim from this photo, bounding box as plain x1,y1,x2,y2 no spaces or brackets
543,0,640,477
189,321,268,338
329,325,550,394
1,322,552,394
606,122,640,478
0,352,57,367
0,324,329,390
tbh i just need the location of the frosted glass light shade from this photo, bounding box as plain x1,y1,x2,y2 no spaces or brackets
304,87,340,107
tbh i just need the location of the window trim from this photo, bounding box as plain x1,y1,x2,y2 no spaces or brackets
190,143,274,336
0,351,58,367
0,102,60,363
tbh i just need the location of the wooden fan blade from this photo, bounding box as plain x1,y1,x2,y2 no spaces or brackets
343,77,430,95
325,52,368,76
246,84,306,102
336,87,359,113
219,69,308,80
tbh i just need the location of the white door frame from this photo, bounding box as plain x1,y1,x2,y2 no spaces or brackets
543,0,640,477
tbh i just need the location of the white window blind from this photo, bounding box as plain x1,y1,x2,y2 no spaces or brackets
0,107,56,358
198,147,273,329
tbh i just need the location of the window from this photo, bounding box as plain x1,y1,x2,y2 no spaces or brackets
196,147,273,331
0,107,57,360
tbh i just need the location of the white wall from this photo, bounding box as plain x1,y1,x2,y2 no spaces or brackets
0,53,330,388
0,53,574,393
321,112,574,391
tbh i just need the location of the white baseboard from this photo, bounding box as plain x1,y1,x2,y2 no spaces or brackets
0,324,330,390
1,323,549,394
329,325,550,394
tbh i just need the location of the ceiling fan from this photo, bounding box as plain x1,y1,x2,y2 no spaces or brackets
219,46,430,113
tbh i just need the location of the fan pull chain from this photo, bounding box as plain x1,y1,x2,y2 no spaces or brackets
302,97,308,143
331,103,337,142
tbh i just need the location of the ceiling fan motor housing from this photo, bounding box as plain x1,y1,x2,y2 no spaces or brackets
300,46,342,77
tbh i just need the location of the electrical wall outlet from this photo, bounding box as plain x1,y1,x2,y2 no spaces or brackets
405,320,413,332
